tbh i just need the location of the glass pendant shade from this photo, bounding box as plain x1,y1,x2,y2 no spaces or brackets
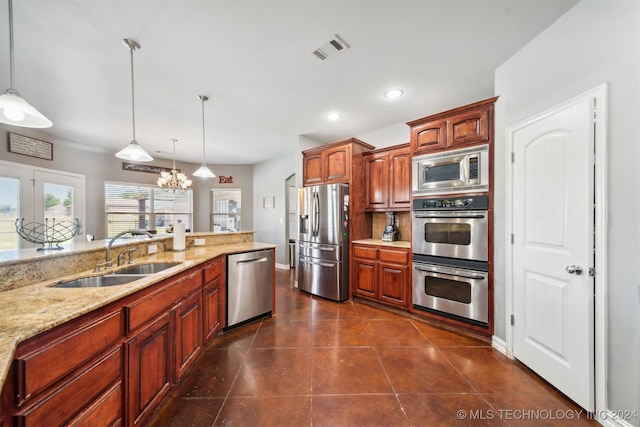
116,140,153,162
193,95,215,178
0,0,52,128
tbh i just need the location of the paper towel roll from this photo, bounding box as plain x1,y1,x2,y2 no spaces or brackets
173,221,186,251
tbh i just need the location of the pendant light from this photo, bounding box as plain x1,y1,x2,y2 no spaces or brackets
0,0,52,128
192,95,216,178
115,39,153,162
157,139,192,192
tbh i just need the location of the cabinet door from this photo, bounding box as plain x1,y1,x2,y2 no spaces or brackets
203,277,223,343
411,118,447,154
325,145,351,183
447,107,489,148
353,259,377,298
303,152,324,186
127,312,173,427
364,154,388,210
378,263,407,308
175,291,203,381
388,148,411,210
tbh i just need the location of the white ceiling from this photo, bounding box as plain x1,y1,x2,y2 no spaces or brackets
0,0,577,165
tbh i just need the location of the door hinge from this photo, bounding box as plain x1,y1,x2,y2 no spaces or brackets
510,314,515,326
510,234,514,244
589,267,595,277
511,152,515,163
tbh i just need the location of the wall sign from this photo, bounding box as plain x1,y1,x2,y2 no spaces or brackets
219,175,234,184
122,162,176,174
263,196,275,209
8,132,53,160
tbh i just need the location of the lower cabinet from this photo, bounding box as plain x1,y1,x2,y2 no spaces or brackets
352,243,410,309
1,256,226,427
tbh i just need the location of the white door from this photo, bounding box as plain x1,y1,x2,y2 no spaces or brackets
511,97,595,411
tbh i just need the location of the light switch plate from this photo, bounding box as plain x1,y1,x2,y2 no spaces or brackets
194,238,205,246
147,244,158,254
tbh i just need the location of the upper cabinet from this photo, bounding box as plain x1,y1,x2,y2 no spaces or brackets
364,143,411,211
302,138,374,186
407,96,498,155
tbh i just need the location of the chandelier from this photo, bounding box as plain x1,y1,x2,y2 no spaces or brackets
157,139,192,192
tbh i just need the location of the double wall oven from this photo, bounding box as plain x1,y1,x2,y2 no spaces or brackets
411,194,489,326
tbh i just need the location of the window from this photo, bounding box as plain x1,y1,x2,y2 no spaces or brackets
105,182,193,237
211,188,241,232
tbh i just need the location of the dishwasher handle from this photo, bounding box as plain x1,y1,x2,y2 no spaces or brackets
235,256,269,265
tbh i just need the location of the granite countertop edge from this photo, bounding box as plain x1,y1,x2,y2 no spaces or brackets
0,241,276,393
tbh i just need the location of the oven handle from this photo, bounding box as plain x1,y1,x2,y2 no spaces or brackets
414,265,486,280
414,213,486,219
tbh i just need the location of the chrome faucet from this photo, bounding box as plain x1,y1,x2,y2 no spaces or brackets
105,229,153,268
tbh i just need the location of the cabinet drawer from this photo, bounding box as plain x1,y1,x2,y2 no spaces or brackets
203,258,222,284
16,309,122,404
69,382,122,427
353,245,378,260
379,248,409,265
126,270,201,333
15,347,122,427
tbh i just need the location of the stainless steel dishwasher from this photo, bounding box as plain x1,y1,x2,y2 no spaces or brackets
226,249,274,329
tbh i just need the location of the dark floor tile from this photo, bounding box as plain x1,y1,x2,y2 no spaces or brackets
398,393,507,427
251,318,312,348
442,347,554,394
363,319,432,347
310,297,361,321
149,396,223,427
208,320,260,351
311,319,371,347
376,346,474,393
229,348,312,396
412,320,491,347
174,348,245,398
215,396,311,427
312,394,409,427
354,302,404,319
483,393,600,426
312,347,393,394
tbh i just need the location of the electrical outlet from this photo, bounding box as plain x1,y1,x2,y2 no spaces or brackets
194,238,205,246
147,244,157,254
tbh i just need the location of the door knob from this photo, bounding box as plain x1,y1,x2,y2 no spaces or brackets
565,265,583,275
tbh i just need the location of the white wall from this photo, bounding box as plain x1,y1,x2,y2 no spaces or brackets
494,0,639,419
253,153,296,265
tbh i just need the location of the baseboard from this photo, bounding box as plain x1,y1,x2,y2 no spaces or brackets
492,335,510,357
275,263,291,270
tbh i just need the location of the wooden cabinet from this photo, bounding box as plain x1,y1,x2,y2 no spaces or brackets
302,138,374,186
407,96,497,155
352,243,410,309
364,144,410,211
203,257,225,343
1,255,229,427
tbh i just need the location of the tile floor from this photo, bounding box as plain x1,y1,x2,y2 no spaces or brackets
149,269,598,426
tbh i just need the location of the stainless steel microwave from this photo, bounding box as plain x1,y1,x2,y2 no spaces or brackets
412,144,489,195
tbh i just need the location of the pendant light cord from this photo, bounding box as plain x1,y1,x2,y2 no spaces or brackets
171,139,177,170
129,45,136,142
8,0,15,90
200,95,208,159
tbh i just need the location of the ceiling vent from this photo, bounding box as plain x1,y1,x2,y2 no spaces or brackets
312,35,349,61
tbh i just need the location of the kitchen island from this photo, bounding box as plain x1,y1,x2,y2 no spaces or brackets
0,232,276,426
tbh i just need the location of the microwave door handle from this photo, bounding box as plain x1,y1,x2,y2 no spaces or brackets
414,265,485,280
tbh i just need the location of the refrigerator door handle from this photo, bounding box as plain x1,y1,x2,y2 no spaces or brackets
299,243,336,252
312,191,320,237
299,256,336,268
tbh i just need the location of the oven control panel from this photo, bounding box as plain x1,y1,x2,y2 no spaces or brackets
413,195,488,210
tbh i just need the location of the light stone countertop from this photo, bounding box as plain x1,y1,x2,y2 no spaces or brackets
0,241,276,393
351,239,411,249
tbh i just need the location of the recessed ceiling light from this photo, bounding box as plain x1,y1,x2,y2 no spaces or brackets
384,89,404,99
327,112,341,121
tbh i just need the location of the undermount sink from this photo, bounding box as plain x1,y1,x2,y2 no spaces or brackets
52,275,142,288
114,262,182,275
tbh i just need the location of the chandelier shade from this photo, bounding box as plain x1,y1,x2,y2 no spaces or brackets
192,95,216,178
115,39,153,162
0,0,52,128
157,139,192,193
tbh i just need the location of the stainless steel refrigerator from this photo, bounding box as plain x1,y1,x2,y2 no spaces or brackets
297,183,349,302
